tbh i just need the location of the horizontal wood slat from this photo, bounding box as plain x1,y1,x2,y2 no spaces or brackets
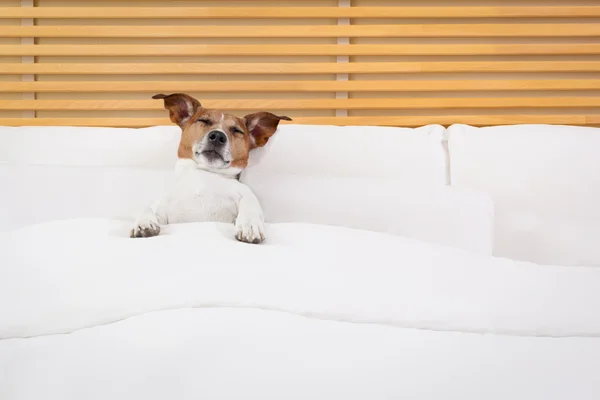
3,61,600,75
2,6,600,19
1,115,599,128
3,3,599,128
3,44,600,57
4,24,600,38
3,80,599,93
4,98,600,111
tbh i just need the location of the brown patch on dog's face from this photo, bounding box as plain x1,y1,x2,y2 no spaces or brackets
154,93,291,176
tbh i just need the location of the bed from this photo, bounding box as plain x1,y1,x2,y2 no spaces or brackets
2,219,600,399
2,2,600,399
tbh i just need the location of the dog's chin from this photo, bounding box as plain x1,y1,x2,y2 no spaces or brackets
195,150,230,169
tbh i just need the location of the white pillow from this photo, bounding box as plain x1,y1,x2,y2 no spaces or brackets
242,123,494,253
447,123,600,266
241,172,494,255
0,164,172,231
0,125,180,168
247,124,449,185
0,125,180,231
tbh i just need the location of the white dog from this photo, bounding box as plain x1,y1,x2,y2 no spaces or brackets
130,93,290,243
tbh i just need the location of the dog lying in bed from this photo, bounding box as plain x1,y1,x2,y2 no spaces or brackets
130,93,291,243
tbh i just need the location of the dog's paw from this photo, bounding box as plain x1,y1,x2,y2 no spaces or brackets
130,220,160,238
235,215,265,244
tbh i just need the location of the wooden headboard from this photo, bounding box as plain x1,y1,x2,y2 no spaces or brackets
1,0,600,128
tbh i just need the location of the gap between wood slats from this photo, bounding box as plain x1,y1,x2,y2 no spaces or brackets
3,62,600,75
20,0,34,119
3,44,600,57
1,115,599,127
4,24,600,38
1,6,600,19
4,80,600,92
3,98,600,111
335,0,349,119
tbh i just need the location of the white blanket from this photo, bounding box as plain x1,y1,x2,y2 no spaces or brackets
2,308,599,400
2,220,600,400
1,219,599,339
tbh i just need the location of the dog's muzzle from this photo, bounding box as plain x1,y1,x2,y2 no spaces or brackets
197,130,228,164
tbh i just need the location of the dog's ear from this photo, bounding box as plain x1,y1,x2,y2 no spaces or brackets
244,112,291,149
152,93,201,128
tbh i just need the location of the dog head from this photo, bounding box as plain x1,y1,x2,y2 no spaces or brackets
153,93,291,176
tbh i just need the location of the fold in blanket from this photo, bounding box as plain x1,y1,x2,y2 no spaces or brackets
1,219,599,339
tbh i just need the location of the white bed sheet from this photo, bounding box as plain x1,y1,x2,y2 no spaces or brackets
447,123,600,266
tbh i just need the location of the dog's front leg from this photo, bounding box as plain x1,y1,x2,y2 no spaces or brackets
235,190,266,244
130,200,167,238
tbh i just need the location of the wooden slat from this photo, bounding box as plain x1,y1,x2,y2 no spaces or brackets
3,61,600,75
2,44,600,57
3,80,600,93
3,24,600,38
1,6,600,19
1,115,599,127
4,98,600,111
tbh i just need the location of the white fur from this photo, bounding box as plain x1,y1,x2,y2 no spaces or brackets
131,158,265,243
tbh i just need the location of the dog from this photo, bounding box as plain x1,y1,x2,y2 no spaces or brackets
130,93,291,243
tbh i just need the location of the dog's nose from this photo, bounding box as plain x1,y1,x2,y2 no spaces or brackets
208,130,227,145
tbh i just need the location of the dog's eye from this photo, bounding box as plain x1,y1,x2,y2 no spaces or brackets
197,118,212,125
231,127,244,136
